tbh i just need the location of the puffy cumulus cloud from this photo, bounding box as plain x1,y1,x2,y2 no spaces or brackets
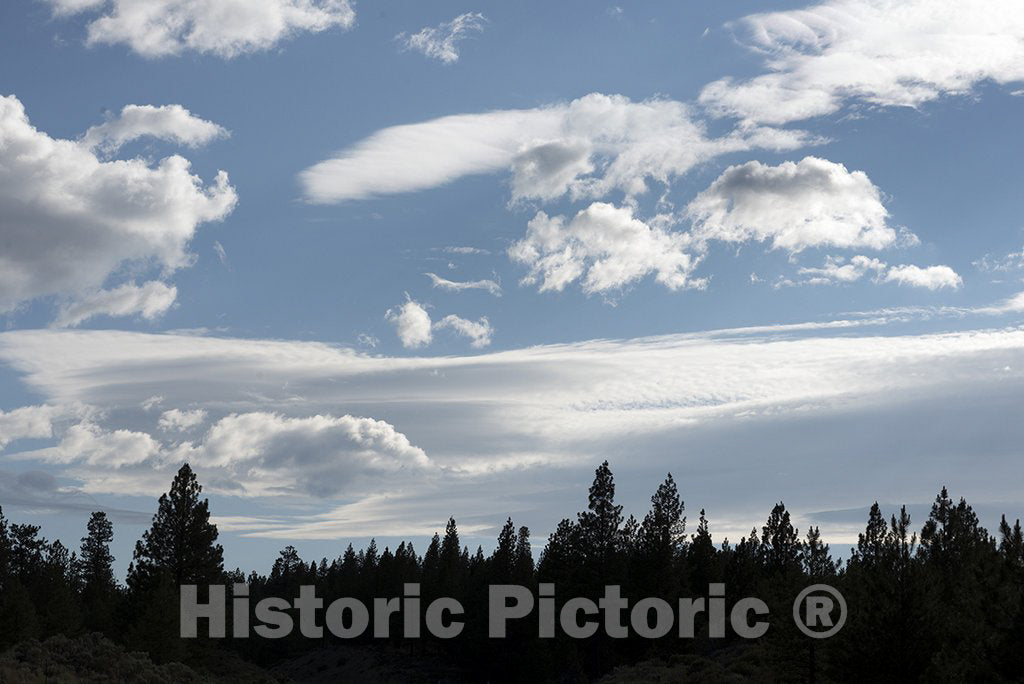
46,0,356,58
386,298,493,349
425,273,502,297
184,412,431,497
435,315,493,348
158,407,207,432
52,281,177,328
29,421,162,468
687,157,909,253
299,93,814,204
798,255,888,285
0,95,236,316
397,12,486,64
699,0,1024,124
883,264,963,290
782,255,961,289
386,298,433,349
12,411,429,499
23,412,428,499
81,104,227,155
0,405,62,449
509,202,702,294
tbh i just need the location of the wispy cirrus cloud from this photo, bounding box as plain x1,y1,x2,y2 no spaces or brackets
52,281,178,328
4,315,1024,538
425,273,502,297
397,12,486,64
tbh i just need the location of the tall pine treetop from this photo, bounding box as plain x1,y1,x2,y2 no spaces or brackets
127,463,224,590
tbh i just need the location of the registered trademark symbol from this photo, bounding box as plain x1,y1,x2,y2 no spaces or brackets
793,584,847,639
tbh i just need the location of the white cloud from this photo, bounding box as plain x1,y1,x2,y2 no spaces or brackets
80,104,227,155
509,202,702,294
9,320,1022,445
425,273,502,296
213,240,229,267
299,93,814,204
974,247,1024,273
158,408,207,432
140,395,164,411
699,0,1024,124
356,333,379,348
32,420,162,467
398,12,486,64
52,281,177,328
687,157,909,253
180,412,431,497
984,291,1024,314
883,264,963,290
784,255,961,290
386,298,433,349
442,246,490,255
21,411,430,499
0,95,236,317
435,315,493,348
48,0,105,14
798,255,888,285
5,320,1024,537
0,405,60,449
47,0,356,58
386,298,493,348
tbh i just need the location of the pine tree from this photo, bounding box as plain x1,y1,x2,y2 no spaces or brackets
438,517,465,596
853,502,889,566
38,540,81,636
513,526,534,584
577,461,623,572
916,488,1005,680
127,463,224,591
803,526,835,578
9,523,46,582
636,473,686,600
638,473,685,562
490,518,516,583
537,518,580,586
421,533,442,601
688,509,719,590
0,505,10,591
999,515,1024,567
760,502,802,575
79,512,117,598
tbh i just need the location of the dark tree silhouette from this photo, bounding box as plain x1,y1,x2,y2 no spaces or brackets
127,463,224,591
3,465,1024,683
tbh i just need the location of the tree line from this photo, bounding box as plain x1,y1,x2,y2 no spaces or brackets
1,461,1023,681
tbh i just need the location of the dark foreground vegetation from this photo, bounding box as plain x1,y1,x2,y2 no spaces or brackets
1,461,1023,682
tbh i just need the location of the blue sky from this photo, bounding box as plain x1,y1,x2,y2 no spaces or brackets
1,0,1024,575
